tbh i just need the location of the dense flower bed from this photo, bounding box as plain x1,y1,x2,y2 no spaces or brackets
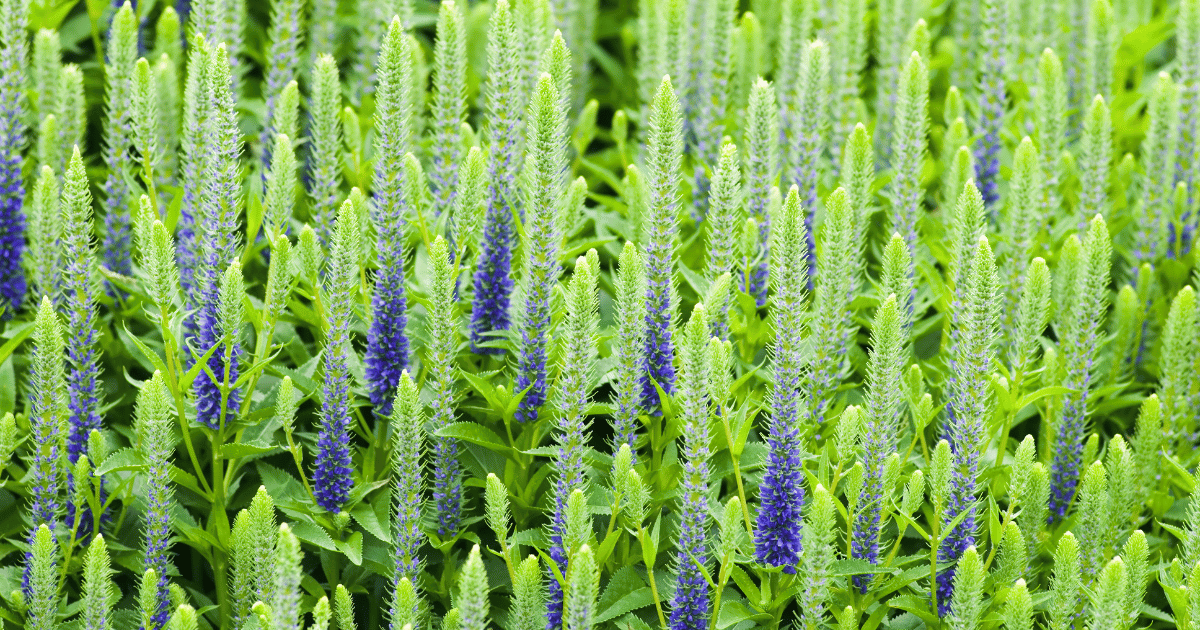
0,0,1199,629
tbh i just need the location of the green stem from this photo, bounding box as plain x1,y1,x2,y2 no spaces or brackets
900,432,920,470
721,413,754,537
982,505,1016,572
160,306,212,497
884,519,907,567
994,370,1025,472
211,430,231,626
496,533,517,588
143,161,158,216
929,510,941,615
58,512,83,594
91,476,104,542
283,428,314,497
709,558,730,630
89,20,104,69
768,574,796,630
846,503,855,557
646,561,666,629
413,195,433,253
237,304,282,422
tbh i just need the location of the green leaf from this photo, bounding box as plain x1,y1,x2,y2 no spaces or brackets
0,356,13,415
117,324,168,376
830,558,892,576
728,569,760,610
435,422,514,456
29,0,76,30
614,614,653,630
1164,454,1195,492
351,495,391,542
95,448,145,475
640,516,662,569
245,193,264,260
175,522,219,554
292,520,338,551
336,532,364,566
508,528,545,550
257,463,308,506
596,566,652,622
717,600,769,628
1014,386,1072,410
594,524,623,568
169,465,206,497
460,370,509,414
179,339,225,391
223,440,278,459
0,321,33,366
888,594,941,627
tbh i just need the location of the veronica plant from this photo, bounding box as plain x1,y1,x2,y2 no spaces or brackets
1085,0,1116,102
470,0,525,353
973,0,1008,208
313,202,359,512
26,166,58,307
137,372,174,630
28,296,65,529
841,123,875,248
741,78,778,304
1035,48,1068,217
191,44,244,434
428,236,462,537
1049,216,1112,520
831,0,867,161
547,252,599,627
706,141,741,337
258,0,303,163
389,372,424,610
457,545,490,630
850,295,905,590
26,525,57,630
786,40,830,276
1135,72,1180,263
807,188,858,427
307,55,344,248
177,37,212,304
514,71,568,425
99,3,138,280
55,64,85,177
613,243,648,457
887,51,929,319
669,302,713,630
641,75,683,406
1000,138,1043,335
364,20,413,414
428,0,467,217
270,524,304,630
1078,95,1113,226
81,535,116,630
1157,286,1197,446
31,29,57,121
60,148,103,465
938,238,999,612
755,187,807,571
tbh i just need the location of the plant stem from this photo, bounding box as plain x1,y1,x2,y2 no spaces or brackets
929,510,941,614
721,410,754,536
994,369,1025,472
639,525,667,629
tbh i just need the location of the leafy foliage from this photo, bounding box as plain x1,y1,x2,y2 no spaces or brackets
1,1,1200,630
